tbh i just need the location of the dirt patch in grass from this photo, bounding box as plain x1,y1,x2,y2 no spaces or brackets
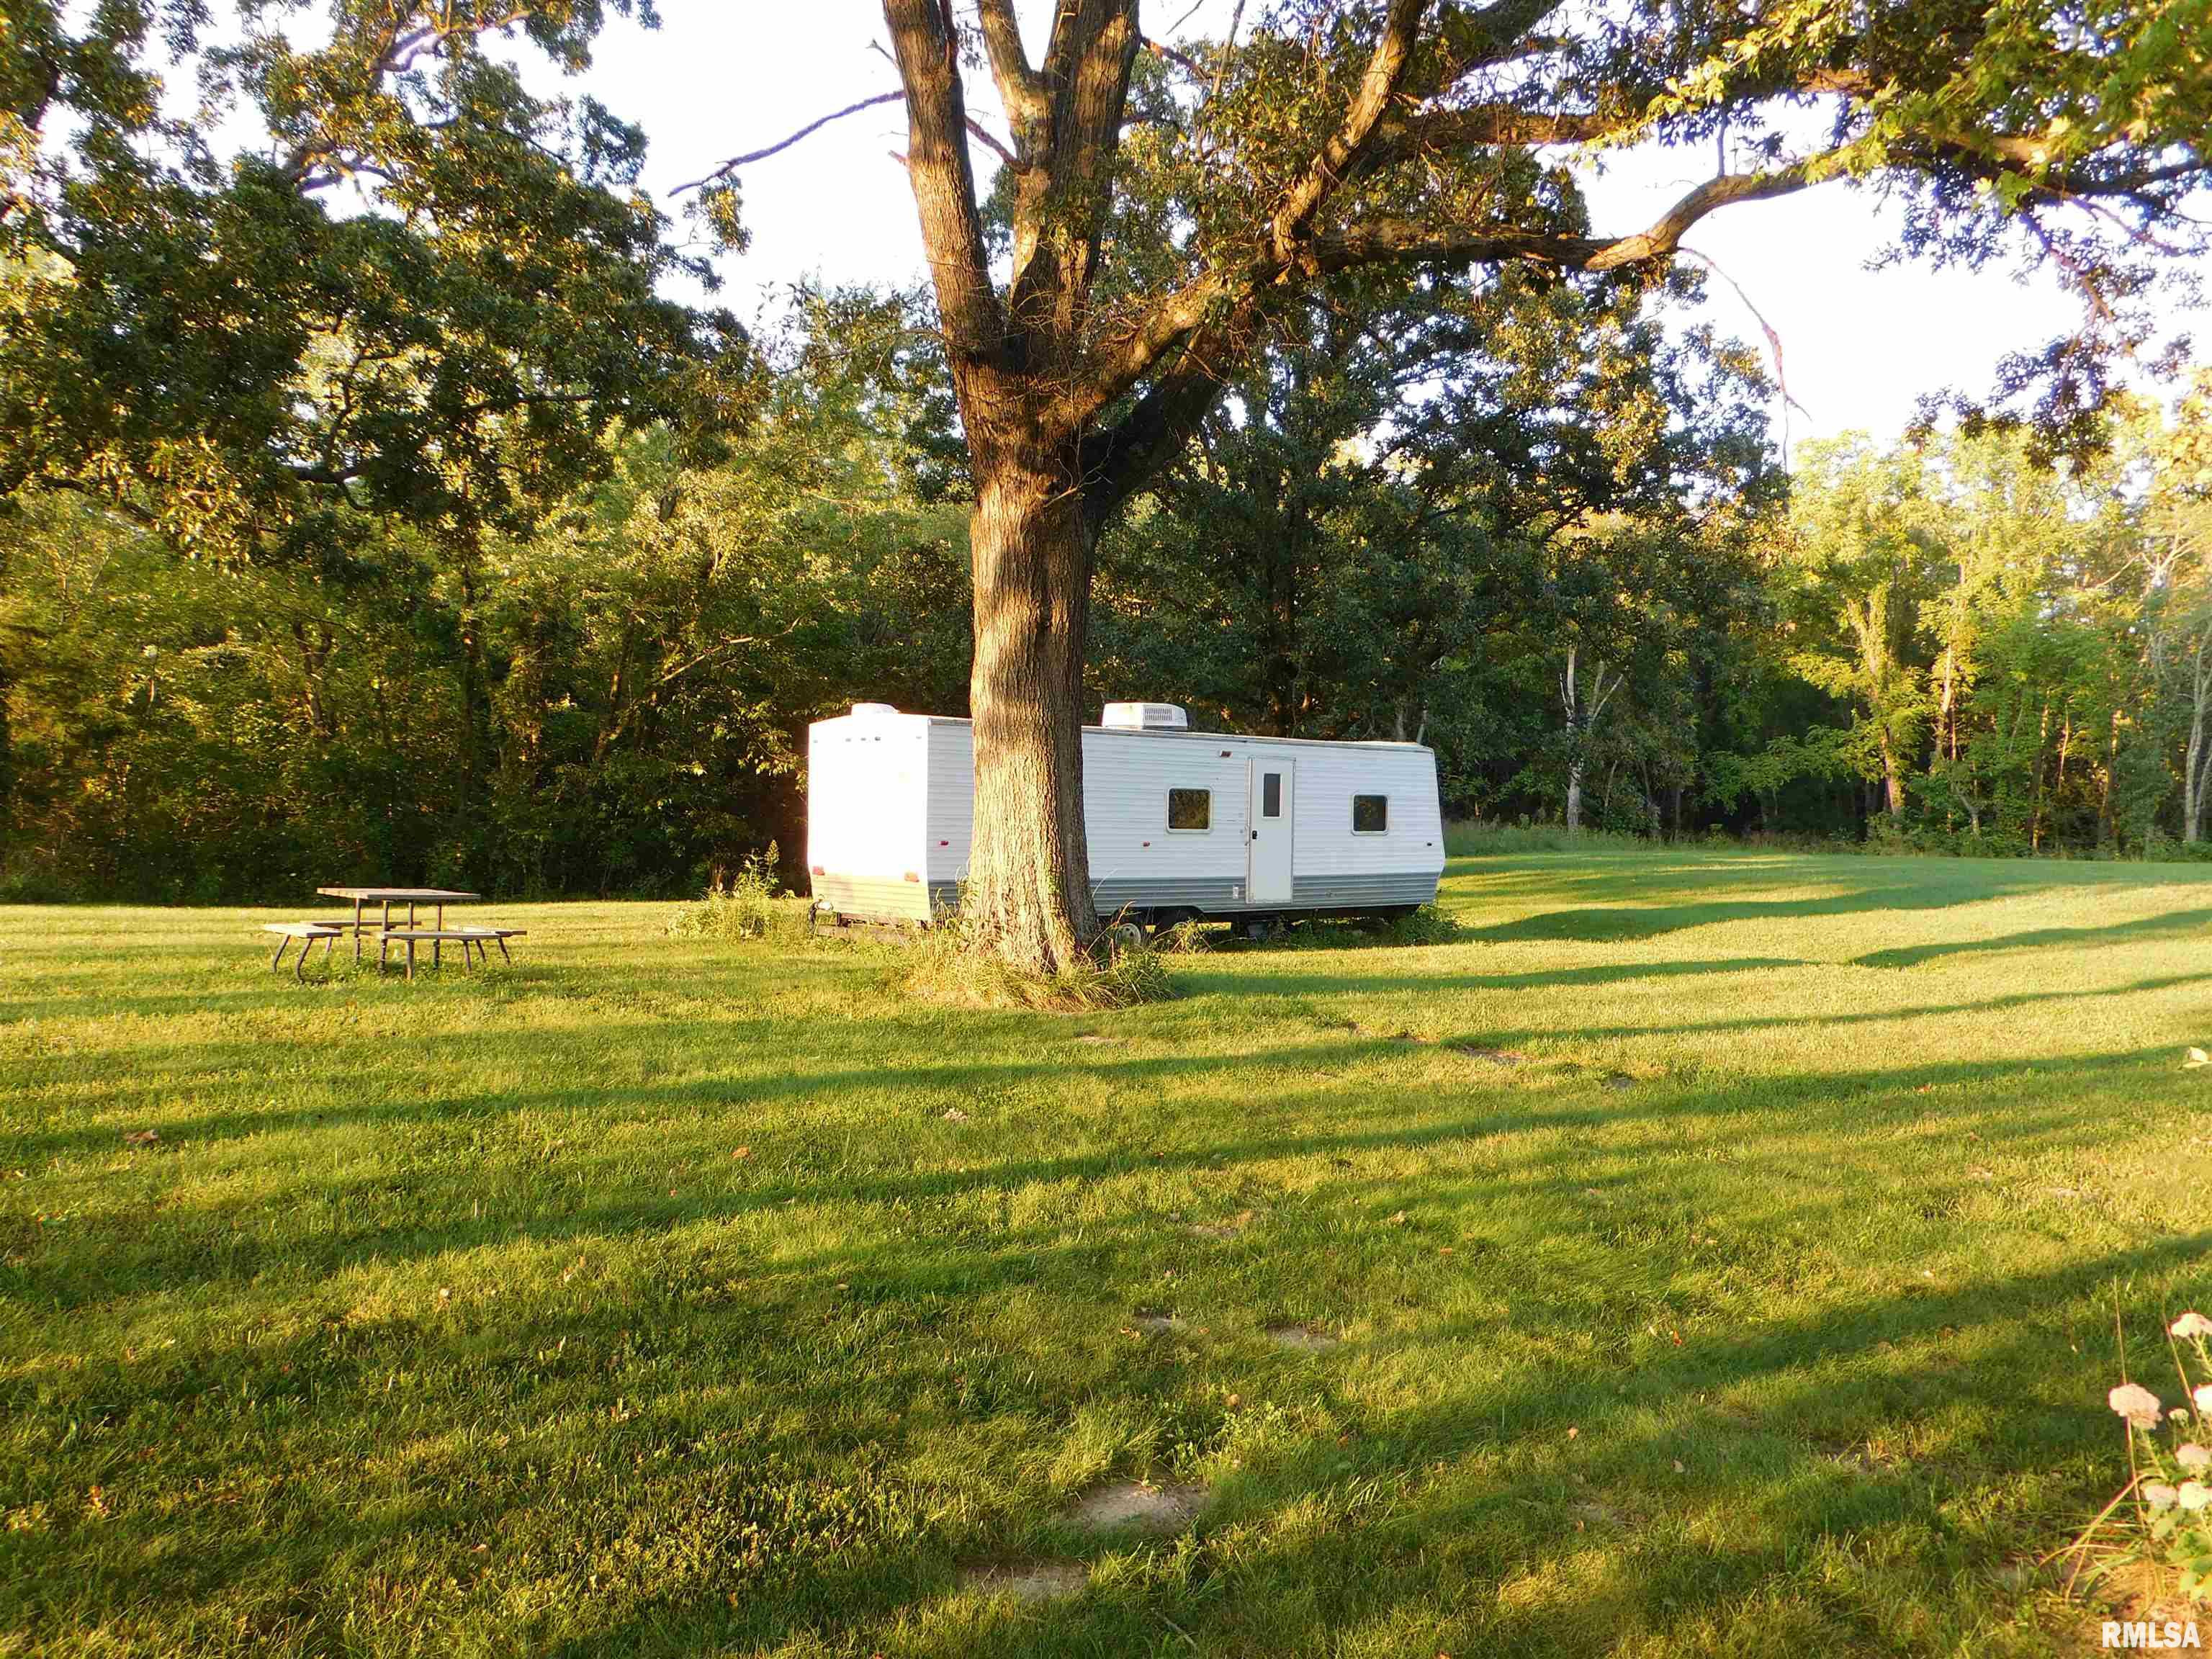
1189,1209,1256,1239
960,1559,1088,1602
1264,1323,1341,1352
1129,1311,1182,1334
1065,1480,1210,1536
1573,1498,1628,1529
1451,1044,1527,1066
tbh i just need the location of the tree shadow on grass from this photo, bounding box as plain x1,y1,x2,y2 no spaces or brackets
8,1013,2194,1658
9,1032,2173,1313
1854,907,2212,969
1457,884,2028,945
1172,954,1810,999
1452,971,2212,1048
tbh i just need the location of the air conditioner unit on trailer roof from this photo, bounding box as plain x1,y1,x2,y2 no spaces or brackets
1101,701,1190,732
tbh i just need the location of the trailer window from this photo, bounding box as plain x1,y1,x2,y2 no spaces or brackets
1167,788,1212,831
1352,794,1388,833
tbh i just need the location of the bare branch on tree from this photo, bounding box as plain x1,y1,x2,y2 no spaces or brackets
667,91,907,195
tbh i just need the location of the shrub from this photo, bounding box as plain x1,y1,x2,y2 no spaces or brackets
0,855,81,904
1444,821,1660,857
1382,902,1462,946
667,844,799,941
1151,917,1216,955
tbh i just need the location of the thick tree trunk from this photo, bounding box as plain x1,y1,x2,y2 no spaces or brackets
1877,727,1904,820
961,445,1100,974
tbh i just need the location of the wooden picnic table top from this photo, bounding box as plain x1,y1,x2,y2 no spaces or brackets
317,886,481,903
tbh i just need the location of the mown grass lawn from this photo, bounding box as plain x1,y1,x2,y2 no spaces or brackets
6,850,2212,1657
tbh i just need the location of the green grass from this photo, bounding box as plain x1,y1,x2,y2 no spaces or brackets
6,850,2212,1656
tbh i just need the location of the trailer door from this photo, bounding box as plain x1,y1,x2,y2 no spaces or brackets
1247,757,1295,904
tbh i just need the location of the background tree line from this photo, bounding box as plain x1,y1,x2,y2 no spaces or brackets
2,1,2206,906
6,266,2212,902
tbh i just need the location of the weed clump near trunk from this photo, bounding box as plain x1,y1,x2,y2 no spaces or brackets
902,909,1170,1010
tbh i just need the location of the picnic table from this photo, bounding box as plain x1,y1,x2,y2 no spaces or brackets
317,887,480,963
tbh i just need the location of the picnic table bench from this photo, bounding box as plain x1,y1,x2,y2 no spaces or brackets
378,927,527,979
262,922,343,981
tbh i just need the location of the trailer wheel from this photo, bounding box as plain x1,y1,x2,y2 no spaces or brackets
1104,920,1148,958
1241,916,1282,944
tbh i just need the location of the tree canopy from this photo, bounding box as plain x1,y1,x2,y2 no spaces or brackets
1,0,744,552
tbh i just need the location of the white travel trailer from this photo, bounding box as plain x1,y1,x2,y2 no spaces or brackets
806,701,1444,932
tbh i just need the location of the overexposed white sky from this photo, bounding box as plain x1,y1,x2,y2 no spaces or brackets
581,1,2191,450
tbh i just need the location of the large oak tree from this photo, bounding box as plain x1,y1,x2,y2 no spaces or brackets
688,0,2206,971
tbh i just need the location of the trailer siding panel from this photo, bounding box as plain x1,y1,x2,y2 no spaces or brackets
811,873,934,922
806,715,929,897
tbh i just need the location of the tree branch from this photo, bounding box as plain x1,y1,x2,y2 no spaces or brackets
1435,0,1571,74
1006,0,1141,347
1269,0,1427,264
1581,163,1824,269
1142,34,1207,80
974,0,1048,150
1362,100,1611,166
1072,155,1831,430
667,91,905,195
1080,349,1238,530
883,0,1006,367
963,117,1017,168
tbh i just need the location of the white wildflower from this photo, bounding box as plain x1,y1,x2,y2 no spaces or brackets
2146,1481,2181,1511
2181,1444,2212,1472
2196,1384,2212,1415
2111,1382,2164,1428
2181,1481,2212,1511
2172,1312,2212,1339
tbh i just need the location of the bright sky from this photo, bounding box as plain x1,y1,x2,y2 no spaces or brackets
580,1,2195,452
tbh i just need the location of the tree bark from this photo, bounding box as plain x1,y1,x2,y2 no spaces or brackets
1877,725,1904,820
961,442,1100,973
2186,638,2212,844
1562,644,1583,832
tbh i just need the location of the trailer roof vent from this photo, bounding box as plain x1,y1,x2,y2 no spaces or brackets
850,702,900,719
1102,701,1189,732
